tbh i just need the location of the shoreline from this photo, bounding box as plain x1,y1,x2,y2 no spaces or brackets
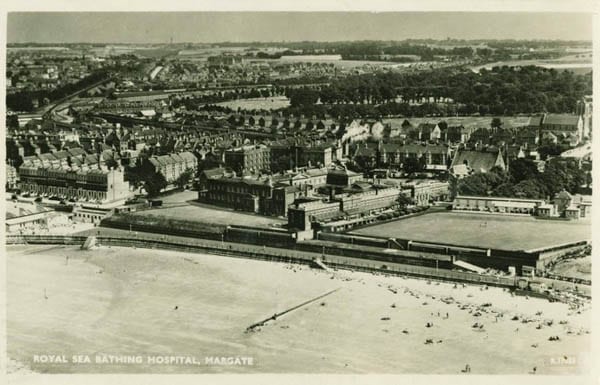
7,244,592,374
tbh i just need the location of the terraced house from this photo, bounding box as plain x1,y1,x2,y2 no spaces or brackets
381,143,451,171
18,157,132,204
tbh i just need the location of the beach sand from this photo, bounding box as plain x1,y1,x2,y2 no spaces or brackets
7,245,591,374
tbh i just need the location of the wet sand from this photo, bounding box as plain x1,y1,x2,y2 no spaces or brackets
7,245,591,374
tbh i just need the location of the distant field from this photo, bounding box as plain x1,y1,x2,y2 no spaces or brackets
351,212,591,251
471,55,592,73
384,116,532,130
256,57,408,69
215,96,290,111
133,48,180,58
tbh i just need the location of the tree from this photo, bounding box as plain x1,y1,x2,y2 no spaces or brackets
403,157,424,174
491,117,503,129
537,144,569,161
510,178,547,199
457,170,507,196
174,168,194,189
144,171,168,198
397,194,413,207
509,158,538,183
105,158,119,170
275,154,295,172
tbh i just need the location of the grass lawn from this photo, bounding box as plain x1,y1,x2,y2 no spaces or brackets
385,116,532,131
351,212,591,251
216,96,290,111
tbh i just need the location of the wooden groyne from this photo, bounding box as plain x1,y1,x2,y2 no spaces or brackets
246,288,340,332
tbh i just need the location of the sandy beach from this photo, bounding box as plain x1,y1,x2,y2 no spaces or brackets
7,245,591,374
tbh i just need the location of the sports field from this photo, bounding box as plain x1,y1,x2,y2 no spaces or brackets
351,212,591,251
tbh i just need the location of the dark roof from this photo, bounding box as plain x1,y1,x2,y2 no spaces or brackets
528,115,544,127
516,127,539,138
471,127,491,137
382,143,448,155
417,123,438,132
447,125,469,134
355,146,377,157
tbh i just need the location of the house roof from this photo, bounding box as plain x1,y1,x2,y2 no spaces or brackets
506,145,524,157
355,146,377,157
202,167,227,179
179,151,197,162
67,147,86,157
417,123,438,133
303,168,328,177
451,149,503,173
516,127,538,138
450,163,472,177
528,115,544,127
544,114,580,126
554,190,572,200
382,143,448,155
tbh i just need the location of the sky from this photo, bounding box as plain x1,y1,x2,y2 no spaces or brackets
7,12,594,44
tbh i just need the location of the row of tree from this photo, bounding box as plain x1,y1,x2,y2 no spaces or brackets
126,159,195,197
7,70,111,112
454,158,590,200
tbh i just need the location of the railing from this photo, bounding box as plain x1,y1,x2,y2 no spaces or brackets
539,272,591,286
5,234,517,288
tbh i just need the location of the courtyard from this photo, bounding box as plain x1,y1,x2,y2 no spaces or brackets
131,190,286,228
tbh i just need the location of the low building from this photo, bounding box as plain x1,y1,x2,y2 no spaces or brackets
72,205,113,224
5,200,56,233
529,113,584,145
553,190,591,219
536,203,556,217
453,196,545,215
288,198,341,232
403,180,450,206
541,114,584,144
287,184,401,234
